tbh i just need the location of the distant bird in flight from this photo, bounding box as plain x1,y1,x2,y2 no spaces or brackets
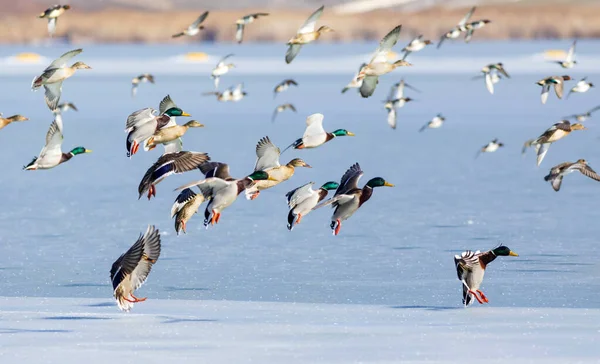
476,138,503,158
567,77,594,98
172,11,209,38
110,225,161,312
475,63,509,94
537,75,571,104
463,19,491,42
437,6,475,49
273,79,298,98
544,159,600,192
211,54,235,89
383,79,417,129
530,120,586,166
285,6,334,64
554,40,577,69
357,25,411,98
31,49,91,111
282,113,354,152
39,4,70,37
563,105,600,122
272,103,296,122
419,114,445,132
236,13,269,43
131,74,155,98
54,102,78,115
401,35,432,60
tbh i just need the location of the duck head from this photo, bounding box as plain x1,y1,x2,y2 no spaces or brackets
71,62,92,70
8,115,29,122
317,25,334,34
393,59,412,68
332,129,355,137
366,177,394,188
320,181,340,191
184,120,204,128
164,107,191,117
287,158,311,168
492,246,518,257
571,123,586,130
69,147,92,156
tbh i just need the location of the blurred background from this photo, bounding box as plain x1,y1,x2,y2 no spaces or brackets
1,0,599,44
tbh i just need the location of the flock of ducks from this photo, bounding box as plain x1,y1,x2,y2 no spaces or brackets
11,4,598,311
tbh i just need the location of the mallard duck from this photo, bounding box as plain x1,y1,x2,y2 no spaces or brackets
24,119,91,170
31,49,91,111
236,13,269,43
521,138,535,156
313,163,393,236
53,102,77,115
145,120,204,151
537,75,571,104
567,77,594,98
110,225,161,312
286,181,339,231
384,96,413,130
544,159,600,191
172,11,209,38
0,114,28,130
171,188,206,235
272,103,297,122
531,120,586,166
286,5,333,64
211,54,235,89
464,19,491,42
175,162,275,227
283,113,354,151
401,35,432,60
125,95,191,157
341,63,367,94
563,105,600,122
357,25,412,98
39,4,70,36
245,136,311,200
437,6,475,49
475,138,503,158
131,74,155,97
476,63,509,94
454,246,518,307
138,151,209,200
554,40,577,69
274,79,298,98
419,114,445,132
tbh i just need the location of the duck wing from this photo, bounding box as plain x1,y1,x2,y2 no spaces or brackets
566,40,576,63
46,48,82,71
387,108,397,130
159,95,177,115
298,5,324,34
360,75,379,98
335,163,363,196
190,11,209,30
171,188,198,218
254,136,281,171
485,73,494,94
541,84,550,104
302,113,326,145
458,6,476,26
38,119,64,161
370,25,402,64
199,162,233,180
125,108,157,132
535,143,550,167
43,81,63,111
236,24,245,43
128,226,161,292
578,164,600,183
286,182,315,208
285,44,303,64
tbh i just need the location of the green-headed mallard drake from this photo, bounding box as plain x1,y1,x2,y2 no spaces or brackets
531,120,586,166
0,114,28,130
145,120,204,151
39,4,70,37
454,246,518,307
54,102,77,115
537,75,571,104
172,11,209,38
175,162,275,227
419,114,445,132
110,225,161,312
563,105,600,123
131,74,155,98
31,49,91,111
437,6,475,49
126,95,192,157
138,151,209,200
544,159,600,191
211,54,235,89
313,163,393,236
236,13,269,43
171,188,206,235
567,77,594,98
24,119,91,170
286,6,333,64
274,79,298,98
357,25,411,98
475,138,503,158
463,19,491,42
272,103,296,122
286,181,339,231
245,136,311,200
554,40,577,69
283,113,354,152
341,63,367,94
401,35,432,60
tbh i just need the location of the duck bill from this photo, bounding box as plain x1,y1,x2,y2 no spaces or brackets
181,111,192,117
85,149,93,153
347,131,356,136
383,181,395,187
509,251,519,257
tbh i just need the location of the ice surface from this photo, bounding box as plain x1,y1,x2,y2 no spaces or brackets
0,41,599,362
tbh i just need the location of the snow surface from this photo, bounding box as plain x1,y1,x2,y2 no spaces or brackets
1,41,600,362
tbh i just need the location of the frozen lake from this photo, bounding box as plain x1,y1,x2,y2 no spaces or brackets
0,40,599,362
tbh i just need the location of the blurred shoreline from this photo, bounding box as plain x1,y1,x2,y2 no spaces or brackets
1,5,600,44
